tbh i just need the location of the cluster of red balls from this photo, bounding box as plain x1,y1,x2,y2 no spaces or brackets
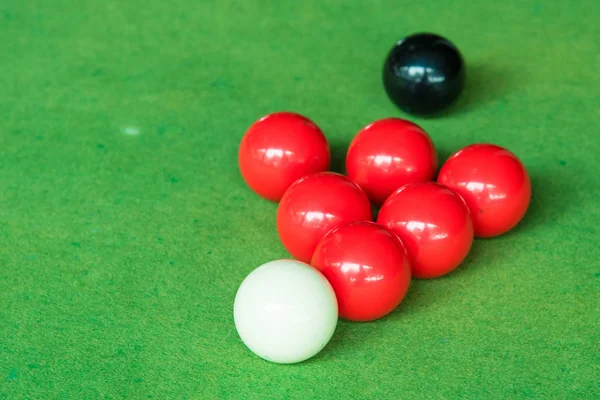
238,111,531,322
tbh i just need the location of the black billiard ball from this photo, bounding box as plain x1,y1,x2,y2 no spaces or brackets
383,33,465,116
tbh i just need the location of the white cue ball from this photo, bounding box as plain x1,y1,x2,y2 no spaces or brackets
233,259,339,364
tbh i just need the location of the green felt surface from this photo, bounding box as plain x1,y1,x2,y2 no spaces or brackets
1,0,600,398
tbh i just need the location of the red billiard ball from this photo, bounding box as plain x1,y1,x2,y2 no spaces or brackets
311,221,412,321
437,144,531,237
238,112,330,202
345,117,437,206
377,182,473,279
276,172,372,263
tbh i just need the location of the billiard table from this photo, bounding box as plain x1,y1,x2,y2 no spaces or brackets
1,0,598,398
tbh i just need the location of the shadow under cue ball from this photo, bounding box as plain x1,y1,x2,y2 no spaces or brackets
382,33,466,116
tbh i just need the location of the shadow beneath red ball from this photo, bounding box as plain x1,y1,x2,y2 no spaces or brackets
328,139,350,175
507,167,571,236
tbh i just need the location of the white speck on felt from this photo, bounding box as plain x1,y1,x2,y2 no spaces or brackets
122,126,140,136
